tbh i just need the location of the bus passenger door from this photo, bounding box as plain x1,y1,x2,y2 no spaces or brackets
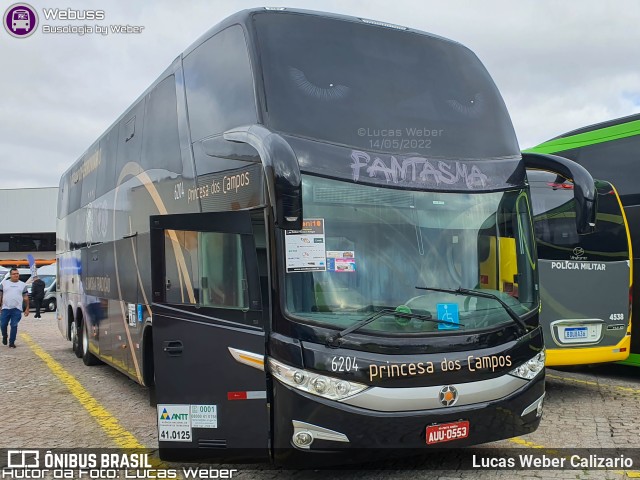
150,211,269,461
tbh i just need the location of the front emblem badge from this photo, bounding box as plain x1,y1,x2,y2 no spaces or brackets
439,385,459,407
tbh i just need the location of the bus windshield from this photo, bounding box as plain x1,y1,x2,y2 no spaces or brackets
254,12,519,159
529,170,629,261
284,175,538,334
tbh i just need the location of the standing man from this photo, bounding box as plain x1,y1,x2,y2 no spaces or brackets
0,268,30,348
31,275,45,318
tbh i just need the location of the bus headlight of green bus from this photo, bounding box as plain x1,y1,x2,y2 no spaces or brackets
269,358,369,401
508,351,545,380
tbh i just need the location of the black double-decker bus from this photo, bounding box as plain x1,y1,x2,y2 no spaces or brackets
57,8,596,465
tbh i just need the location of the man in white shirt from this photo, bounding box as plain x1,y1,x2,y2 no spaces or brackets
0,268,30,348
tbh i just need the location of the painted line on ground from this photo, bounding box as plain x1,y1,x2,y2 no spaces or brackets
20,332,180,475
21,332,144,449
547,373,640,395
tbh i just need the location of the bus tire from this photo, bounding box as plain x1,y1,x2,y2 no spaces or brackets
82,319,100,366
46,299,56,312
71,320,82,358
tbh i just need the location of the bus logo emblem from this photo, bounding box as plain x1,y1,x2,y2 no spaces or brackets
439,385,459,407
573,247,584,257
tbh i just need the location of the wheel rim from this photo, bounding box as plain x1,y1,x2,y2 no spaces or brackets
48,301,55,311
71,321,77,347
82,322,88,353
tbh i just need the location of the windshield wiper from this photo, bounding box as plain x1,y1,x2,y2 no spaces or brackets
326,307,458,348
415,286,528,333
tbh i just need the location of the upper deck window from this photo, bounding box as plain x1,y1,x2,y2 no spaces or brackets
184,25,257,142
254,12,519,159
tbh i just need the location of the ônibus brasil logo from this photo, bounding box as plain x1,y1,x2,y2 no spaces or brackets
3,3,38,38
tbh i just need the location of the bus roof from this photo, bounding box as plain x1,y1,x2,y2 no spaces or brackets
61,8,467,185
524,113,640,155
182,7,464,58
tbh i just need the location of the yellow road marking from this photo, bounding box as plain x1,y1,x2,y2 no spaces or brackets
547,373,640,395
547,373,640,477
508,436,556,451
21,333,181,475
21,332,143,449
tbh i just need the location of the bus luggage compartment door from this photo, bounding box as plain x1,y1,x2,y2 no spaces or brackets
150,211,269,462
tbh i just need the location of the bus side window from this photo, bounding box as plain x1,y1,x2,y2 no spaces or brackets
200,232,248,309
164,230,199,305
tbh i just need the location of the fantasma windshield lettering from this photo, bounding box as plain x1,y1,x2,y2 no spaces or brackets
350,150,488,189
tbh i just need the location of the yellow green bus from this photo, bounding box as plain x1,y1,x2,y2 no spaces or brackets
528,169,632,366
526,114,640,366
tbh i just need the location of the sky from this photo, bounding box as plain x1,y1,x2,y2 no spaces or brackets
1,0,639,189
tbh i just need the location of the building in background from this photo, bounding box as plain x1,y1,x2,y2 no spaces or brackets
0,187,57,268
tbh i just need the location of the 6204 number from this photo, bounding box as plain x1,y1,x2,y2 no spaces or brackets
330,356,359,372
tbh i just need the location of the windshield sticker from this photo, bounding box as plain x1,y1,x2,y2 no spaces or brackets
437,303,460,330
285,219,327,272
327,251,356,272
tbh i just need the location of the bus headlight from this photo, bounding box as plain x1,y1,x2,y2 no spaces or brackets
269,358,368,401
508,351,545,380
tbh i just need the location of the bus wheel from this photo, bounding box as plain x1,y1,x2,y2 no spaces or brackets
82,320,100,366
71,321,82,358
47,299,56,312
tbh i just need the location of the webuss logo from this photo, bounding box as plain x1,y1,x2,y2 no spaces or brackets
3,3,38,38
41,8,105,20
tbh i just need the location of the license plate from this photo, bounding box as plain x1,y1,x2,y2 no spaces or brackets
426,420,469,444
564,327,588,339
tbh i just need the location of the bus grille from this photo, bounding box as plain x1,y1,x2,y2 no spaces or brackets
198,439,227,449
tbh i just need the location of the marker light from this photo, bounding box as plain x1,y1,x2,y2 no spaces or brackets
269,358,368,401
508,351,545,380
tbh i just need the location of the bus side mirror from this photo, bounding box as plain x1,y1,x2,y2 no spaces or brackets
262,134,303,231
522,152,597,234
224,125,302,230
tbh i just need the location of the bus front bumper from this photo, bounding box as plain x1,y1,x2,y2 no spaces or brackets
272,373,544,465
